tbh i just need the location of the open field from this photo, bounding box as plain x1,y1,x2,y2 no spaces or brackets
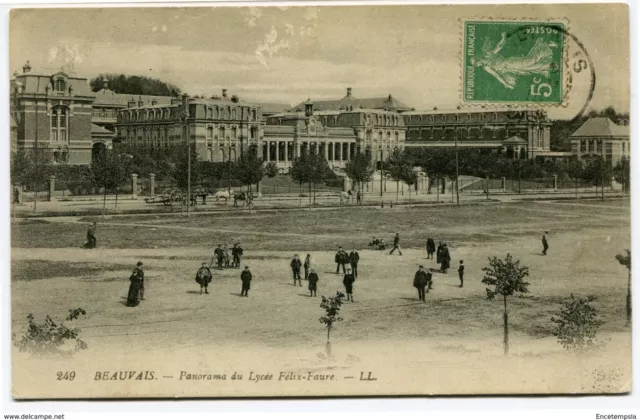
11,199,632,397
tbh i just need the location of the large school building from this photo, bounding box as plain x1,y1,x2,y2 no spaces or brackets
11,63,578,167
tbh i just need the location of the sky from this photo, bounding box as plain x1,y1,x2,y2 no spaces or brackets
10,3,630,119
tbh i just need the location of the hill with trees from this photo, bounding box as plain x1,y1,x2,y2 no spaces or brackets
90,74,182,97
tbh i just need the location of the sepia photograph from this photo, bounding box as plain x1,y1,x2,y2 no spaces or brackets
8,2,631,399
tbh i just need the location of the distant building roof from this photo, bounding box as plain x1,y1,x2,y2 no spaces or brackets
11,73,94,98
571,117,629,138
245,101,292,114
292,88,411,112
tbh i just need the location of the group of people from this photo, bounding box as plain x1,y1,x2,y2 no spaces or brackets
368,237,386,250
210,244,244,270
426,238,453,274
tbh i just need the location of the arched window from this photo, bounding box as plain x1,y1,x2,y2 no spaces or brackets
50,106,69,142
231,108,237,120
207,126,214,140
231,126,237,139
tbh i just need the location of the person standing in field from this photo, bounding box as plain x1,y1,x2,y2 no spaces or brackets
440,243,451,274
542,231,549,256
436,241,443,264
426,237,436,260
413,265,430,302
212,245,225,270
232,243,243,269
349,248,360,278
458,260,465,288
290,254,302,286
303,254,311,280
240,266,252,297
389,233,402,255
343,268,356,302
126,262,144,307
335,246,348,274
307,268,319,297
195,262,212,295
136,261,146,301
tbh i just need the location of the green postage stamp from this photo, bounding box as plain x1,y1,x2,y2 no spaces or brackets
463,20,566,104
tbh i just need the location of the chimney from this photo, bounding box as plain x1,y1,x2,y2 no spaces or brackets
151,99,158,106
138,96,144,107
346,87,352,97
231,95,239,103
304,98,314,117
22,61,31,74
128,97,136,108
222,89,228,98
182,94,190,118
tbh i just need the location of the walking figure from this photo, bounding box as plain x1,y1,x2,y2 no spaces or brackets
356,191,362,205
413,265,431,302
426,237,436,260
303,254,311,280
335,246,348,274
290,254,302,286
126,262,144,307
389,233,402,255
343,268,355,302
212,245,225,270
232,243,243,268
195,262,212,294
308,268,319,297
458,260,465,288
542,231,549,256
84,222,97,249
240,266,252,297
349,248,360,278
436,242,443,264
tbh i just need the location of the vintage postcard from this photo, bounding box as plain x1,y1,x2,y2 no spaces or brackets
9,3,630,398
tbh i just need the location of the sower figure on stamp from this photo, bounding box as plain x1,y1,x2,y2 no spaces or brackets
343,268,355,302
542,231,549,256
335,246,348,274
240,266,252,297
349,248,360,278
303,254,311,280
290,254,302,286
426,237,436,260
195,262,212,295
307,268,319,297
389,233,402,255
413,265,430,302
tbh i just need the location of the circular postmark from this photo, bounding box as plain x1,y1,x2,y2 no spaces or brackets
504,22,596,122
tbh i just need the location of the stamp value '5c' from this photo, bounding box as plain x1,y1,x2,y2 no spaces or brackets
463,20,566,104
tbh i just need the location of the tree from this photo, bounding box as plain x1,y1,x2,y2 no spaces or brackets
481,254,530,355
289,154,311,206
27,145,54,214
13,308,88,356
235,145,266,194
264,161,279,178
319,291,346,358
345,152,376,205
400,165,418,203
90,73,181,96
10,149,32,217
307,153,332,205
615,250,631,326
91,149,132,215
419,148,453,201
384,149,411,203
565,158,585,197
551,295,605,354
613,157,630,194
582,154,612,200
170,142,200,191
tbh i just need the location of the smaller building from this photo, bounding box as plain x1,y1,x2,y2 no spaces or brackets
570,117,630,166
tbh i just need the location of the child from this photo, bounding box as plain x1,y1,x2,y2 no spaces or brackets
458,260,465,288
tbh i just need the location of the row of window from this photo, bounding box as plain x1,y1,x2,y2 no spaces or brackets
93,108,118,119
365,131,401,142
119,106,258,123
406,112,516,124
406,128,528,142
578,140,628,154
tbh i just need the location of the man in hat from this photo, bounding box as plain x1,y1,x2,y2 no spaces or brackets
240,266,252,297
343,267,356,302
335,246,348,274
307,268,319,297
349,248,360,278
232,243,243,269
212,245,225,270
290,254,302,286
389,233,402,255
126,261,144,307
458,260,465,288
542,231,549,256
440,243,451,274
426,237,436,260
413,265,431,302
195,262,212,295
303,254,312,280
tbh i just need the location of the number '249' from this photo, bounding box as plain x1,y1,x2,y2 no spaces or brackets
57,371,75,381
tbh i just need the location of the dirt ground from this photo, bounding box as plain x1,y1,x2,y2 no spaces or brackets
10,199,631,397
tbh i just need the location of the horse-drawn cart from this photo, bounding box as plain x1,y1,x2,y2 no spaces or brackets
144,188,184,206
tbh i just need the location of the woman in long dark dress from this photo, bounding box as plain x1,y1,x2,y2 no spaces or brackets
195,262,212,295
126,263,143,307
308,268,319,297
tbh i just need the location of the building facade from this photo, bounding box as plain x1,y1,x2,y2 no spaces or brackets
115,91,263,162
570,117,630,166
402,109,552,159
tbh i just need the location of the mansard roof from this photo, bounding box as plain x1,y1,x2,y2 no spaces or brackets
571,117,630,138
